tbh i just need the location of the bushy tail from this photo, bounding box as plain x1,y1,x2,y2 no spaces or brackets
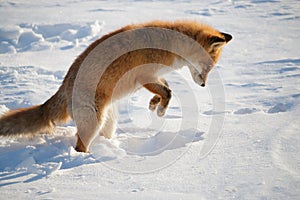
0,89,69,137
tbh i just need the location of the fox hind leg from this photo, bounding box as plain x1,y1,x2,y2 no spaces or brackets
74,101,107,152
75,108,100,153
100,104,117,139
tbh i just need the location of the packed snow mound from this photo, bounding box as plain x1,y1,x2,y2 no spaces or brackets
0,21,104,53
0,125,93,176
0,105,9,115
0,103,204,175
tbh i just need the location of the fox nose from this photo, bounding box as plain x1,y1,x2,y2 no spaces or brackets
199,74,206,87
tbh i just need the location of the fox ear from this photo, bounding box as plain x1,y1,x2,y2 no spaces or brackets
209,33,232,48
210,36,226,48
221,32,232,43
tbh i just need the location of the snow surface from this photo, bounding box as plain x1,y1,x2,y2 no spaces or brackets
0,0,300,199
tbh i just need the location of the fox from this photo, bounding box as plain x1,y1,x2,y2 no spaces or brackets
0,20,232,153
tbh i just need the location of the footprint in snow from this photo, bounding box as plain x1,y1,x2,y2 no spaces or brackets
267,103,292,114
234,108,259,115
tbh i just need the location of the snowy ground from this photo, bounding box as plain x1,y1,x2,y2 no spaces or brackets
0,0,300,199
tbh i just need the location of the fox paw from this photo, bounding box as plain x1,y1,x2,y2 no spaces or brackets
157,105,166,117
149,95,161,111
149,103,157,111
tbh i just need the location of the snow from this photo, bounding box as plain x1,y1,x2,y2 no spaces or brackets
0,0,300,199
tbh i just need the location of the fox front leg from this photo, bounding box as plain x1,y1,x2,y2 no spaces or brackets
144,83,172,117
149,95,161,111
148,78,170,113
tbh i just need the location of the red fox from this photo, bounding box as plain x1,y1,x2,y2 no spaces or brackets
0,20,232,152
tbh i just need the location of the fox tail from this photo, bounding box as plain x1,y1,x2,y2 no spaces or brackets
0,89,69,137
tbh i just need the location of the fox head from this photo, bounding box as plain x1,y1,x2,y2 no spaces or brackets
189,29,232,87
204,31,232,63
